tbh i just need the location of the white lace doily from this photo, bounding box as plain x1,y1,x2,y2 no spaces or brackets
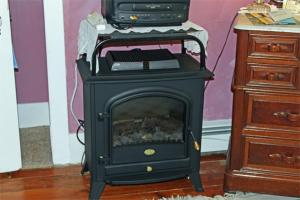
78,15,208,63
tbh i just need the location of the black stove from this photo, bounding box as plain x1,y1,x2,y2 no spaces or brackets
77,32,213,200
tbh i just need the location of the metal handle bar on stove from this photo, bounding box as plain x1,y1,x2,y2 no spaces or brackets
91,33,206,76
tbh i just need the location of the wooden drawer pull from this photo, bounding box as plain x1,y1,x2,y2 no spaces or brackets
283,153,295,164
267,43,281,52
268,153,282,161
265,72,284,81
268,153,299,164
273,112,300,122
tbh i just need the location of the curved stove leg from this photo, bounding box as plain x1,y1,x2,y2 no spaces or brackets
189,172,204,192
89,180,105,200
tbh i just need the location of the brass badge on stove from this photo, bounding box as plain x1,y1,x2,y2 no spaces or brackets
144,149,156,156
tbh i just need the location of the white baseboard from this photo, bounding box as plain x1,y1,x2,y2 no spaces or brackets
68,119,232,164
202,119,231,135
201,133,230,153
17,102,50,128
69,132,85,164
201,119,231,152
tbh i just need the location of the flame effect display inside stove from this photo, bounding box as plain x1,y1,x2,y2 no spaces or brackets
112,96,186,147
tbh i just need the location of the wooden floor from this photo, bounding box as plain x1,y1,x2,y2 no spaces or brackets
0,155,226,200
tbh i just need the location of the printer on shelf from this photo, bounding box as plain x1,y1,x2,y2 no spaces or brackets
105,49,180,71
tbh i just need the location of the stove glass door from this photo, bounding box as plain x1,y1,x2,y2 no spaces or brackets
111,96,186,148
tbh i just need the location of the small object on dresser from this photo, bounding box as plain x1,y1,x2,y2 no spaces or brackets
269,0,284,7
247,0,271,13
269,9,293,21
247,13,275,24
283,0,300,13
246,10,297,25
268,9,297,24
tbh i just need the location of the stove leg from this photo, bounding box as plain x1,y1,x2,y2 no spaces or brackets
89,180,105,200
189,172,204,192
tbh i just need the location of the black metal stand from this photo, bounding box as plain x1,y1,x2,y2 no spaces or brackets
91,30,207,76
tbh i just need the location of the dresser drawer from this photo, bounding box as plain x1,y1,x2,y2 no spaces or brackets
243,136,300,173
249,33,299,60
246,64,299,89
246,93,300,131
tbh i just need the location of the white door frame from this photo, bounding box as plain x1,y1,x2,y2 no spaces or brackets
0,0,22,172
43,0,70,164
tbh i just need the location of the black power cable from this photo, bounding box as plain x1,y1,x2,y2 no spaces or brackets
75,119,86,173
76,119,85,145
204,13,238,91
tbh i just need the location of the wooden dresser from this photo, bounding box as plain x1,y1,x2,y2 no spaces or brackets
224,15,300,197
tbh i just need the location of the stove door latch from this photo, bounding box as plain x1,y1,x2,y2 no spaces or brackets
98,112,110,121
189,131,200,151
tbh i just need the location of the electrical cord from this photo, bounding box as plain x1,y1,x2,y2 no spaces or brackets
204,13,238,91
76,118,86,170
72,54,86,166
76,119,85,145
70,55,85,131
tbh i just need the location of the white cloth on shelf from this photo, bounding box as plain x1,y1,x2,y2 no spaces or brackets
78,15,208,63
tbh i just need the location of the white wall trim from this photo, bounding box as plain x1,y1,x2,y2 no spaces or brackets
0,0,22,173
202,119,231,135
69,133,85,164
17,102,50,128
201,119,231,152
44,0,70,164
202,133,230,153
68,119,232,164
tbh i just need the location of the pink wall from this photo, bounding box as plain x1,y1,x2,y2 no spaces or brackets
189,0,253,120
10,0,49,103
64,0,253,132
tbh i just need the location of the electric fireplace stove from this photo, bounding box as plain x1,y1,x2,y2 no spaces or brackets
77,32,213,200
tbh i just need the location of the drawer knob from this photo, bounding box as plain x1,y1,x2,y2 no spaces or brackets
273,111,300,122
268,153,299,165
268,153,282,161
265,72,284,81
267,43,281,52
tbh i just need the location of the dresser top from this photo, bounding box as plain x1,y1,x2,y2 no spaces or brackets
235,14,300,33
